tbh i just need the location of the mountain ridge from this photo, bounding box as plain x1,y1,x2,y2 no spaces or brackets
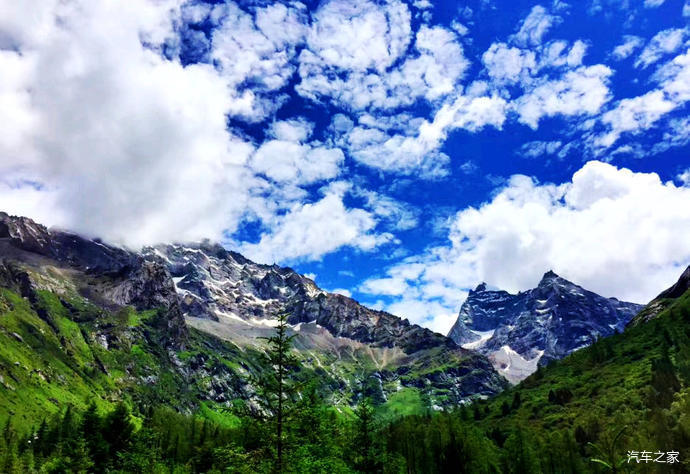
448,270,643,383
0,211,507,418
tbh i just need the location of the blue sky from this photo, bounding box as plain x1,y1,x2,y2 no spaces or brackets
1,0,690,333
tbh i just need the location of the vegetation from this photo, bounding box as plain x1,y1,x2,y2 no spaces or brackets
1,283,689,472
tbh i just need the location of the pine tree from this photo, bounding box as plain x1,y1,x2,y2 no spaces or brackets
81,400,107,467
103,402,135,468
353,398,380,473
255,312,298,473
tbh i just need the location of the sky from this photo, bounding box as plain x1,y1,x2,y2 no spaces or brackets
1,0,690,334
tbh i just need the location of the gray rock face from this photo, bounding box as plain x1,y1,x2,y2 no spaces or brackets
0,212,508,402
0,212,187,346
448,271,643,382
145,243,455,354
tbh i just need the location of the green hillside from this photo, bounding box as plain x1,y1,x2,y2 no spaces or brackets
382,287,690,473
1,276,689,472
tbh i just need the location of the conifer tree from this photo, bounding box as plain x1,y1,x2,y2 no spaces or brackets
255,312,297,473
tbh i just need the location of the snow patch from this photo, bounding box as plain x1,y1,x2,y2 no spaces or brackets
489,346,544,384
461,329,495,350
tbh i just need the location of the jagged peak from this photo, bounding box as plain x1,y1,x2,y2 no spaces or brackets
538,270,568,287
471,282,488,293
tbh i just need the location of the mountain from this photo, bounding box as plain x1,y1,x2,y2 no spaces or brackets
0,212,506,424
447,271,643,383
386,266,690,472
628,265,690,327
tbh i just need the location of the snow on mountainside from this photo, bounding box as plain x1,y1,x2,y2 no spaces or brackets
448,270,643,383
143,241,458,354
0,212,509,407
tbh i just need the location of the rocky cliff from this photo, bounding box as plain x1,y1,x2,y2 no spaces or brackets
448,271,643,383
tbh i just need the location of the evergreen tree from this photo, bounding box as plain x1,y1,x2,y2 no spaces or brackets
255,312,298,473
102,402,135,468
353,398,380,473
81,400,107,467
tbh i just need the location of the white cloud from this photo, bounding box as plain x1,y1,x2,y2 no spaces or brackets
655,48,690,103
684,1,690,16
331,288,352,297
644,0,666,7
304,0,410,73
210,2,307,121
353,188,419,231
597,90,676,147
514,65,613,129
635,28,689,69
360,162,690,333
678,168,690,186
250,119,344,186
511,5,561,47
0,0,388,267
250,141,344,185
595,49,690,150
297,13,468,112
482,43,537,85
239,185,393,263
339,94,507,177
480,12,611,132
0,0,261,248
519,140,562,158
611,35,643,60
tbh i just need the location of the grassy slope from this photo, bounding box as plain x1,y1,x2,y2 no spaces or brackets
0,286,261,428
473,289,690,466
0,282,439,432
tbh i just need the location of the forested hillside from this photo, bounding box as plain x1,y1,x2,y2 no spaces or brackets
1,282,689,472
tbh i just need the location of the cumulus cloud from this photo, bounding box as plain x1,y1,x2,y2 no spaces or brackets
0,0,392,266
337,93,507,177
352,188,420,231
611,35,643,60
479,7,613,132
250,119,344,185
297,5,468,112
511,5,561,47
210,2,307,121
239,184,393,263
635,28,689,69
0,0,260,247
595,48,690,149
597,91,676,147
360,162,690,333
644,0,666,7
482,43,537,85
514,65,613,129
678,168,690,186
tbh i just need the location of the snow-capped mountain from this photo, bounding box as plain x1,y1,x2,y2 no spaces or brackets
0,212,507,409
448,271,643,383
144,241,458,353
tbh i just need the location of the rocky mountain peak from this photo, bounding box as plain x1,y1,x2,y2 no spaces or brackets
448,272,643,383
0,213,187,347
471,282,488,293
537,270,565,287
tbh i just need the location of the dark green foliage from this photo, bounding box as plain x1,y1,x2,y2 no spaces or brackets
547,387,573,405
1,284,690,472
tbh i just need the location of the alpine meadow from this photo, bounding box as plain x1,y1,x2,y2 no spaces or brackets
1,0,690,472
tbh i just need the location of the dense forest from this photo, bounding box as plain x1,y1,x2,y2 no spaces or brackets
1,290,689,473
